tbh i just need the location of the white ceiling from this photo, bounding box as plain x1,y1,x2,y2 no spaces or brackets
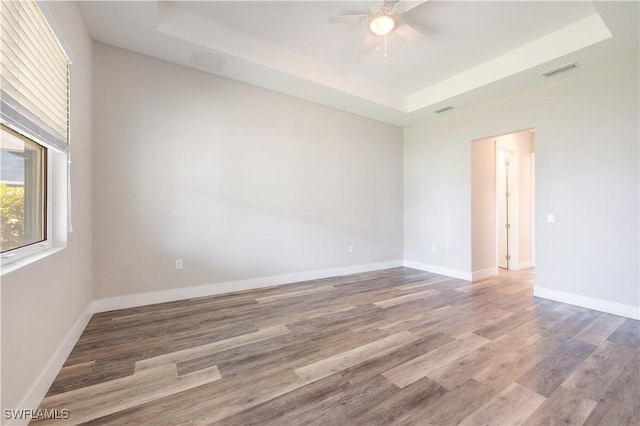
80,1,639,126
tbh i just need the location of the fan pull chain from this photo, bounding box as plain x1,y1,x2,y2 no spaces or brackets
375,35,389,57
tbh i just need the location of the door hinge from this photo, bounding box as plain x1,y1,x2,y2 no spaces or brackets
505,160,510,167
506,255,511,261
505,192,510,198
505,223,511,229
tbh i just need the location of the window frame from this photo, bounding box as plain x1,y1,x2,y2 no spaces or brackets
0,124,51,253
0,1,71,275
1,124,53,265
0,143,67,275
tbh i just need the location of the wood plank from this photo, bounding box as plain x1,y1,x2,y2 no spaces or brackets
267,375,399,425
497,281,533,295
431,334,525,389
46,359,135,396
356,376,446,425
135,324,290,372
561,340,634,401
339,332,454,385
37,364,220,425
506,309,570,341
472,337,561,392
455,279,502,293
255,285,336,304
208,373,349,425
398,379,497,425
516,338,597,397
256,304,356,328
66,321,261,366
573,313,626,346
377,305,451,334
294,331,419,383
436,308,514,338
347,303,451,335
459,382,545,425
584,348,640,425
522,386,597,425
584,398,640,426
383,333,489,388
541,310,602,341
474,310,536,340
185,327,389,379
607,318,640,349
373,288,440,308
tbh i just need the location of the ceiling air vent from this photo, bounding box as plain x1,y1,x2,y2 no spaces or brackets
541,62,579,78
435,106,454,114
192,50,226,73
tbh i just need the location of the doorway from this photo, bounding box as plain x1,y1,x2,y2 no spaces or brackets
471,129,535,281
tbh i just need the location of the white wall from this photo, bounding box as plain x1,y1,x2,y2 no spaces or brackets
92,43,403,301
405,54,639,312
1,1,93,414
471,137,495,277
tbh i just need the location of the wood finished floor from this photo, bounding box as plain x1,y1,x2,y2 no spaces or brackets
35,267,639,425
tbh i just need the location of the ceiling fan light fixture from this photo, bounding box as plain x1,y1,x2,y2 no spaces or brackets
369,15,395,36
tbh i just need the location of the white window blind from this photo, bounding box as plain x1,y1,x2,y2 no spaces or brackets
0,0,69,153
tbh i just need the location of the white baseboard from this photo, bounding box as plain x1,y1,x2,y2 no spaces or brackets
93,260,404,313
403,260,471,281
472,267,498,282
9,303,93,425
534,286,640,320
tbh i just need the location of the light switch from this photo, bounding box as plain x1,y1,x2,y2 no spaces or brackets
547,214,555,224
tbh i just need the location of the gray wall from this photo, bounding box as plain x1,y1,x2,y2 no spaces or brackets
1,1,93,412
405,54,639,309
92,43,404,300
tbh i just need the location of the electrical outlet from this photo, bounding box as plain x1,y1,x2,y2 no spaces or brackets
547,214,555,224
348,245,354,253
175,259,183,270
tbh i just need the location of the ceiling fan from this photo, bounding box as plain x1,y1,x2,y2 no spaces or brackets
328,1,428,55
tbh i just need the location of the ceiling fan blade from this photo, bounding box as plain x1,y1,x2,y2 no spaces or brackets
328,15,367,24
396,1,429,15
395,22,424,41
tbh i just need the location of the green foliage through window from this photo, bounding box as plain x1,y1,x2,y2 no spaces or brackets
0,184,25,251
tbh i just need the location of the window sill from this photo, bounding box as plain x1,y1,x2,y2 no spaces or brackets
1,246,65,277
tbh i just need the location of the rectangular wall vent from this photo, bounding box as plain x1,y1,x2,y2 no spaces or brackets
192,50,226,73
435,106,454,114
541,62,578,78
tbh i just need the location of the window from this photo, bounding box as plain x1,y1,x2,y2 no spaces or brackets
1,125,47,253
0,1,70,271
